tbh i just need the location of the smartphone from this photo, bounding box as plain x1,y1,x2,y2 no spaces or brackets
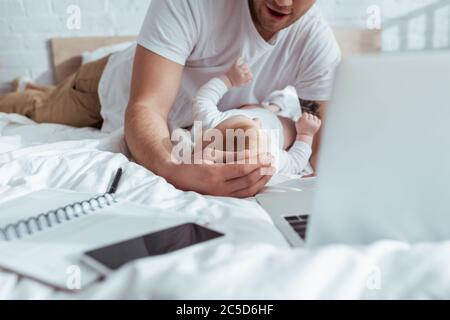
82,223,224,274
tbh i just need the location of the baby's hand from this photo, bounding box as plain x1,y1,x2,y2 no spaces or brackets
226,57,253,87
296,113,322,138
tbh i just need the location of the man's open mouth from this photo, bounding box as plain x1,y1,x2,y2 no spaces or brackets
266,4,290,19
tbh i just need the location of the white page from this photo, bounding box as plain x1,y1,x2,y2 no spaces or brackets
0,189,98,226
0,190,191,290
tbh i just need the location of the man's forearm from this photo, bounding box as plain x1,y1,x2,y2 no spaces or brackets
125,104,173,176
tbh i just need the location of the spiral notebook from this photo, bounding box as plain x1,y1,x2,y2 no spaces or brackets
0,189,187,290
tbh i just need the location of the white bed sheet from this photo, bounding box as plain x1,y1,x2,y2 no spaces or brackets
1,112,449,299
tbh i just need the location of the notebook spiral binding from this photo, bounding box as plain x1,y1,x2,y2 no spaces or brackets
0,193,117,242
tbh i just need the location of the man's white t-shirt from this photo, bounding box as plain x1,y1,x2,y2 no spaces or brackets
98,0,341,133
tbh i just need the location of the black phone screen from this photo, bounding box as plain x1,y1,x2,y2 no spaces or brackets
84,223,224,270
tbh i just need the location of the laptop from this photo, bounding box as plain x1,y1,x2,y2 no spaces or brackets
257,52,450,247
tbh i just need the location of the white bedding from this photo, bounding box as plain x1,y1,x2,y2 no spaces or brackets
1,112,449,299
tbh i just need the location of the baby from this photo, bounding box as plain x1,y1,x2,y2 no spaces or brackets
191,57,322,175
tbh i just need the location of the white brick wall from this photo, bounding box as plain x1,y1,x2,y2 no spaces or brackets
0,0,152,93
0,0,449,93
319,0,450,52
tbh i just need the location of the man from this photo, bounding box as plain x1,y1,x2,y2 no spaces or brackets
0,0,341,198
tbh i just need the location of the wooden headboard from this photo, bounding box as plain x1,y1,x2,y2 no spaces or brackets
51,29,381,84
333,29,381,56
51,36,136,83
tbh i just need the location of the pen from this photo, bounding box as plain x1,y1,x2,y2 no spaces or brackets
108,168,123,194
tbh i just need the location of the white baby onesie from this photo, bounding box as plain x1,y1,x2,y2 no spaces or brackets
262,86,302,122
192,78,312,175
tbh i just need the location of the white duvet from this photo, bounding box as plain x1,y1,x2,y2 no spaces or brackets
1,112,449,299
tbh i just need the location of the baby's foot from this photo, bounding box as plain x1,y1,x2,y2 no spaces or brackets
226,57,253,87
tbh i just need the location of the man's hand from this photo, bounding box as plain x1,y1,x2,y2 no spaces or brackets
164,152,275,198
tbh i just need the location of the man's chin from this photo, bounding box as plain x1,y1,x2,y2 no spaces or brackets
260,15,291,33
261,21,287,35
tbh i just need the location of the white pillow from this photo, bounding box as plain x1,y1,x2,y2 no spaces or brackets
81,41,135,64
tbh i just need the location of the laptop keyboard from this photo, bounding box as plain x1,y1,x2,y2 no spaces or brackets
284,215,309,240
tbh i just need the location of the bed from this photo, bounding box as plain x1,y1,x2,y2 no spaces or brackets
1,31,450,300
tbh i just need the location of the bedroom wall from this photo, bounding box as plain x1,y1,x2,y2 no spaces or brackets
0,0,449,93
321,0,450,52
0,0,152,93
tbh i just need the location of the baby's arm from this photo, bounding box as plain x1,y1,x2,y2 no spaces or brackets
193,57,253,129
193,78,230,130
277,113,322,174
278,141,312,174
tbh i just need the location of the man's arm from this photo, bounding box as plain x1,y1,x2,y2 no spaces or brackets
125,45,274,197
125,45,181,175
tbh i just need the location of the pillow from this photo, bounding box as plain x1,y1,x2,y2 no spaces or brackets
81,41,135,64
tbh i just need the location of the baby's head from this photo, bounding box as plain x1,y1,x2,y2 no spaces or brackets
208,115,270,156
